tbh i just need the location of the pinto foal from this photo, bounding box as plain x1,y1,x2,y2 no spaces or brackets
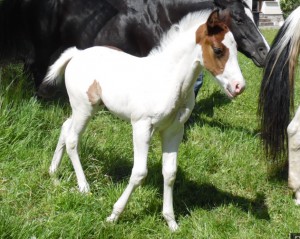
42,10,245,231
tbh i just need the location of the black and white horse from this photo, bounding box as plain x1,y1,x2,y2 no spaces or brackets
0,0,269,94
259,7,300,203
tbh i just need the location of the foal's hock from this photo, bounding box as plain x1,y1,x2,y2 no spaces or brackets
43,10,245,231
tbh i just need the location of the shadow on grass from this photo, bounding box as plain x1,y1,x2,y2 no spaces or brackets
194,91,232,118
173,168,270,221
187,91,231,128
0,65,70,110
185,91,259,138
89,153,270,221
266,159,288,182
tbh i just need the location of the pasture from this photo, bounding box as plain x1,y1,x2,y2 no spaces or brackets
0,29,299,238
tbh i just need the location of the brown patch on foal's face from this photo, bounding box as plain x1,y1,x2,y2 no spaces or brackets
87,80,102,105
196,18,230,76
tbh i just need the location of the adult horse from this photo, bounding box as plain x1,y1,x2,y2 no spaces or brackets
258,7,300,203
43,10,245,231
0,0,268,95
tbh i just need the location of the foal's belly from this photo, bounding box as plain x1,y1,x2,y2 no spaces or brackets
100,86,193,132
101,90,177,124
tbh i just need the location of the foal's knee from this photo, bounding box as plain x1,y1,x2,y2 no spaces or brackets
163,167,177,186
66,135,78,153
130,168,148,187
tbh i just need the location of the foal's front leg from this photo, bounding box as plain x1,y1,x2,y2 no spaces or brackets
160,125,184,232
107,120,152,222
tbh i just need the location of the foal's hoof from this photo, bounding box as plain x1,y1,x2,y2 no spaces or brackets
78,183,90,193
106,213,119,223
49,165,58,175
294,199,300,205
167,221,179,232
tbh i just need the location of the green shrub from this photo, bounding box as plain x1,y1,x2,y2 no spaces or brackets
280,0,300,18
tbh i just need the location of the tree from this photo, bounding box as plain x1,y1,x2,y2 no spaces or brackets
280,0,300,18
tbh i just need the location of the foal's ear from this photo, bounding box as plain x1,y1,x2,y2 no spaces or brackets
219,8,232,27
206,10,229,35
207,10,221,29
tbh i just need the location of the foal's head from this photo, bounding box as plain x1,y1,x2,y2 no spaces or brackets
196,10,245,99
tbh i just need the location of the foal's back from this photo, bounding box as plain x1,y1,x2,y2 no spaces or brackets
65,46,181,122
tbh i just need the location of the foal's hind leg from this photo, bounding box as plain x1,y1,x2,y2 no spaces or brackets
49,118,72,175
107,120,152,223
160,124,184,232
65,106,95,193
288,106,300,204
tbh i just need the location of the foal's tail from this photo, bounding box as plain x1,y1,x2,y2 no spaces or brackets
38,47,80,97
43,47,80,85
258,6,300,161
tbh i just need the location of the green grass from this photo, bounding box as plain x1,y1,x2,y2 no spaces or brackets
1,29,300,238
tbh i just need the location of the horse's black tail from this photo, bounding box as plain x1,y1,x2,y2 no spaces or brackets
258,6,300,161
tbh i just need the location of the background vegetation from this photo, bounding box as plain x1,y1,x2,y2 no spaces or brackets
1,29,300,238
280,0,300,18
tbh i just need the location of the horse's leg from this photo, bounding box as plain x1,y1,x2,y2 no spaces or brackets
288,106,300,204
65,105,95,193
107,120,152,223
49,118,72,174
160,124,184,232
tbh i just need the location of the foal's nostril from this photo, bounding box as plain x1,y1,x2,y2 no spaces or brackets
235,84,241,93
235,83,245,95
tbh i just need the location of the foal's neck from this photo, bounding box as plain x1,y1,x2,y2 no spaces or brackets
149,27,203,98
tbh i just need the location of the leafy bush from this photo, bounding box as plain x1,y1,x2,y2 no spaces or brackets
280,0,300,18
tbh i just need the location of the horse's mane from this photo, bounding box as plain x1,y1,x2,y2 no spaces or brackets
149,11,211,56
286,8,300,88
268,7,300,87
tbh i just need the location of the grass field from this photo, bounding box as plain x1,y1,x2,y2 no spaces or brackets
1,29,300,238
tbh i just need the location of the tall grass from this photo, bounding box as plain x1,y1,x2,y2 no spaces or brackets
1,29,300,238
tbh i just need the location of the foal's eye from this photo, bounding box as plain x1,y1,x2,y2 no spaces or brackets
213,47,223,57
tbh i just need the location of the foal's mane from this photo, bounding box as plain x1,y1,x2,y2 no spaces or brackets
149,11,211,56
